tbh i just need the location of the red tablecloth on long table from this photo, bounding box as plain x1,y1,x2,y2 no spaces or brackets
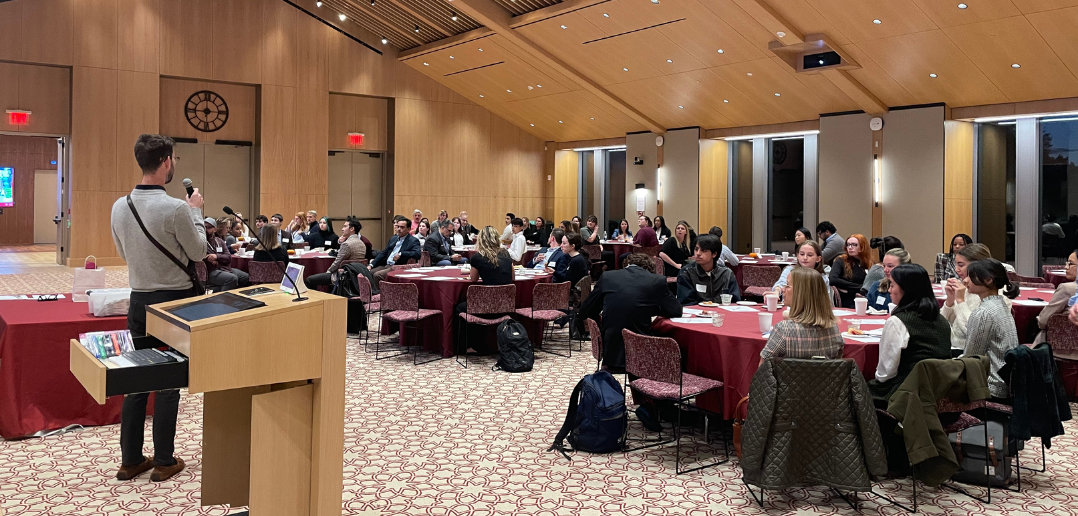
0,298,129,439
383,267,554,357
653,305,883,419
229,251,335,279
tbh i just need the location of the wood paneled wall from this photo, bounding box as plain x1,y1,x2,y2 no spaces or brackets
0,135,57,244
699,138,728,237
0,62,70,136
554,150,579,224
2,0,547,263
328,94,388,152
160,78,257,144
944,121,974,251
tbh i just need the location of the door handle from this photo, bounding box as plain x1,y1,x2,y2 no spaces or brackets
53,216,62,224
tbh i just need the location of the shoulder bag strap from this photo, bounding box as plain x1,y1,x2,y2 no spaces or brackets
548,377,586,461
126,195,205,295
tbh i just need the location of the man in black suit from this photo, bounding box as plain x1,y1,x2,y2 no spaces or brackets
576,253,682,373
424,221,466,266
369,217,422,286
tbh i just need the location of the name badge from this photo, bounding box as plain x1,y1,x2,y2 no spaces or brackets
325,240,332,246
216,247,223,253
877,296,886,305
696,284,707,293
283,238,290,243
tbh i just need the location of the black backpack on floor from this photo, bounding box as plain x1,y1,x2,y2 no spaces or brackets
493,320,534,372
549,371,627,460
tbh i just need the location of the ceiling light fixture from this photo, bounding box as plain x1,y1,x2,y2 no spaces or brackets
724,130,820,141
1011,63,1021,68
478,48,483,52
449,55,454,59
603,13,609,17
414,25,420,33
717,49,724,53
338,13,346,21
666,59,673,63
678,105,684,109
451,12,458,21
528,86,533,90
929,73,937,78
315,1,322,6
873,19,881,24
958,3,967,8
590,117,595,120
530,123,535,126
746,72,753,76
819,60,824,65
381,37,388,44
776,31,786,37
423,62,429,66
536,84,542,88
507,89,512,92
559,120,563,123
623,67,629,71
479,94,484,97
775,92,781,96
560,24,567,29
651,0,659,4
723,99,729,103
370,0,375,5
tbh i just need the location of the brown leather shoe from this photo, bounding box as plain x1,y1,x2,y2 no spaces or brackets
116,457,154,481
149,457,185,482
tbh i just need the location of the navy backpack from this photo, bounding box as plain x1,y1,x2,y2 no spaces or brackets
549,371,626,459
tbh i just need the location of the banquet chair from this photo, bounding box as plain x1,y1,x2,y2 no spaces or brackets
391,263,419,271
583,244,606,277
351,274,382,352
1042,264,1060,281
1007,271,1046,285
457,284,517,368
339,258,368,268
637,245,661,258
622,329,727,474
569,275,594,350
195,261,208,284
586,318,603,372
379,282,443,365
517,282,572,358
831,286,842,307
1048,313,1078,401
743,265,783,299
247,261,284,284
651,257,678,286
419,250,431,267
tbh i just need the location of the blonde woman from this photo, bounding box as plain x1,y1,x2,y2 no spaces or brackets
772,240,829,294
659,220,695,278
467,226,514,285
760,268,844,364
866,248,912,310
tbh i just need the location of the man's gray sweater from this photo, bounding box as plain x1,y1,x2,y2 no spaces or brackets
111,186,207,292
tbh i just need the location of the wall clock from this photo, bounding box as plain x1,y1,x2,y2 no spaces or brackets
185,90,229,132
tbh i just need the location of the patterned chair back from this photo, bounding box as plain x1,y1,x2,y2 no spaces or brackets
587,318,603,363
831,286,842,307
533,281,571,312
248,261,284,284
1048,313,1078,354
622,329,681,385
379,282,419,312
391,263,419,271
1043,264,1060,281
419,250,431,267
1021,281,1055,289
1008,271,1045,284
637,245,661,258
573,275,593,307
651,256,665,276
195,261,208,283
466,284,517,315
339,259,368,269
743,265,783,288
582,245,603,260
355,274,375,303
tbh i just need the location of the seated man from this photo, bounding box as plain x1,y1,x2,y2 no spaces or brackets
270,213,294,250
576,253,682,373
508,217,527,262
369,217,422,285
305,215,365,290
501,212,515,244
424,219,466,266
527,229,565,270
677,235,740,305
203,217,249,291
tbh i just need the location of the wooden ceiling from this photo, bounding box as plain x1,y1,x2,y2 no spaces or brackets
317,0,1078,141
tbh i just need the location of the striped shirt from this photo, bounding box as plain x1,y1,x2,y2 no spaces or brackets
760,320,845,360
963,295,1019,398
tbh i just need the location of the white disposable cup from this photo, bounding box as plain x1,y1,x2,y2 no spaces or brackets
754,247,761,255
758,312,773,333
711,313,725,328
720,294,733,305
888,302,897,314
854,297,868,316
782,251,789,260
765,294,779,312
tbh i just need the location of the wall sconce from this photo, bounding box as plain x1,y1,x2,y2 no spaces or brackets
873,154,881,207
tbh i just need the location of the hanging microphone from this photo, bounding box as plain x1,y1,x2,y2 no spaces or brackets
182,178,194,198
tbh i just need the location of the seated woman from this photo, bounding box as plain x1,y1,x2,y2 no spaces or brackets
450,217,466,247
942,243,1013,352
611,219,633,241
659,220,693,279
865,248,912,311
455,226,515,351
828,234,875,308
961,259,1021,401
556,232,590,287
253,225,288,263
308,217,340,251
653,215,672,242
862,236,903,294
771,240,829,297
793,227,811,248
935,233,972,282
415,220,431,247
1034,249,1077,346
760,268,844,364
869,264,952,404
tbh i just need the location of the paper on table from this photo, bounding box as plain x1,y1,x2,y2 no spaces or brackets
848,318,886,326
1013,299,1049,306
682,308,704,315
739,260,758,264
0,294,67,300
1038,290,1057,294
1020,287,1038,290
428,276,456,281
395,273,427,278
412,268,438,272
670,317,714,324
832,309,855,316
717,305,758,312
843,333,881,343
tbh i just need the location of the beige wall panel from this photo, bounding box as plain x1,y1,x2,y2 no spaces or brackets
20,0,74,66
296,194,328,219
625,132,659,222
327,95,357,150
944,120,974,250
74,0,118,69
881,106,945,268
116,71,160,188
261,0,297,88
70,190,127,260
159,0,213,79
0,2,22,62
326,29,392,98
261,85,298,197
662,128,701,229
295,13,327,92
699,138,728,236
211,0,262,84
11,64,71,136
71,67,119,192
0,63,19,129
554,150,579,223
117,0,161,73
159,78,257,144
818,113,873,242
296,90,329,196
328,95,388,152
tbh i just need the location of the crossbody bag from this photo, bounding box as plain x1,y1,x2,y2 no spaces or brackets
126,195,206,296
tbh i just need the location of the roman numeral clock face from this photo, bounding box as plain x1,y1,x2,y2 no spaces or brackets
185,90,229,132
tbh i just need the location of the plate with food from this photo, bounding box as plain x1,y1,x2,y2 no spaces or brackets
699,301,718,307
736,301,757,306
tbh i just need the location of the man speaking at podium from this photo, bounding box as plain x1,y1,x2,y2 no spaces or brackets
110,134,207,482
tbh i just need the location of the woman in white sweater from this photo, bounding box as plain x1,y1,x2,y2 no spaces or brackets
941,243,1012,352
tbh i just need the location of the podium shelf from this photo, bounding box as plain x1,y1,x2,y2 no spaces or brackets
69,338,189,404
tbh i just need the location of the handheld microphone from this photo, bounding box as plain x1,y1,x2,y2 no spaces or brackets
182,178,194,198
226,206,306,302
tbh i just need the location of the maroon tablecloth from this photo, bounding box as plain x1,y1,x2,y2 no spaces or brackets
0,298,130,439
1047,270,1069,287
383,267,553,357
599,241,635,269
653,306,883,419
229,251,335,279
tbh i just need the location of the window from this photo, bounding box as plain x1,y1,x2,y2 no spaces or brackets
768,137,805,253
729,140,753,253
1040,117,1078,267
976,122,1016,266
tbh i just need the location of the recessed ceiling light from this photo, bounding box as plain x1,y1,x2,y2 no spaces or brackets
929,73,938,78
723,99,729,103
478,48,483,52
315,1,322,6
1011,63,1021,68
623,67,629,71
338,13,346,21
370,0,375,5
590,117,595,120
651,0,659,4
872,19,882,24
559,120,563,123
776,31,786,37
560,25,567,29
536,84,542,88
528,86,533,90
603,13,609,17
666,59,673,63
381,37,388,44
530,123,534,126
717,49,724,54
746,72,753,76
678,105,684,109
449,55,454,59
819,60,824,65
507,89,512,93
775,92,781,96
479,94,484,97
451,13,458,21
423,62,429,66
958,3,967,8
414,25,420,33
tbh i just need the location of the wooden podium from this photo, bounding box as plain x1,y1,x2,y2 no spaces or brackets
71,287,347,516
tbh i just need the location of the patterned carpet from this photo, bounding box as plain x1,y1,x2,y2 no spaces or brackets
1,271,1077,515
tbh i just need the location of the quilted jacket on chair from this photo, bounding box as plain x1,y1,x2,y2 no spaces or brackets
741,358,887,492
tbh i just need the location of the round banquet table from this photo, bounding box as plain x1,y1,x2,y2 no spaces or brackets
1047,270,1069,287
383,266,554,357
599,241,635,269
229,251,335,279
454,246,539,266
728,254,796,287
652,305,884,420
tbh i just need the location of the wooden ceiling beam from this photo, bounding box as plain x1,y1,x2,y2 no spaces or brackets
398,27,494,59
821,69,888,115
509,0,611,28
450,0,666,135
385,0,452,37
326,0,425,46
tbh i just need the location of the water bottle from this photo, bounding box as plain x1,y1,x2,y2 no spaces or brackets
603,231,608,241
